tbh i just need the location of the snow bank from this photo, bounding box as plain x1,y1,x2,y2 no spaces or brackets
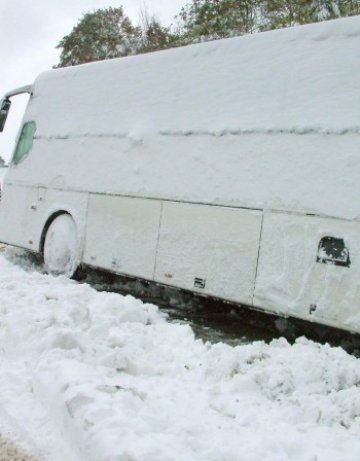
0,250,360,460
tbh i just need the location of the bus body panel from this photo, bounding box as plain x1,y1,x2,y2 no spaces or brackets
4,133,360,221
83,194,161,280
0,184,38,249
154,202,262,305
254,212,360,332
1,183,88,256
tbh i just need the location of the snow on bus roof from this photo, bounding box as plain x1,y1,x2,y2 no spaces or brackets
27,16,360,138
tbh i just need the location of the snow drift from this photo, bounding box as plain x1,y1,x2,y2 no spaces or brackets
0,249,360,461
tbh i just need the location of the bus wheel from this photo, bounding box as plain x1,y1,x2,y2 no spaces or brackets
43,214,79,277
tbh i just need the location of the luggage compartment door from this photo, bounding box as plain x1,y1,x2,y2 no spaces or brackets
254,212,360,331
154,202,262,305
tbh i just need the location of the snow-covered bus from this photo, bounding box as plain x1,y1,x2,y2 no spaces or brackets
1,16,360,334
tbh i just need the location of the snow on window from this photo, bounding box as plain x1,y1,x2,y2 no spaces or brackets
12,121,36,165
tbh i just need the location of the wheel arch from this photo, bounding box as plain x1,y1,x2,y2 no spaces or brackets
39,210,72,256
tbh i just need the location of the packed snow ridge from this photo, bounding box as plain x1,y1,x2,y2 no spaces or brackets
0,248,360,461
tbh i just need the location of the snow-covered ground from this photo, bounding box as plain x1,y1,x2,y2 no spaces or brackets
0,247,360,461
0,434,38,461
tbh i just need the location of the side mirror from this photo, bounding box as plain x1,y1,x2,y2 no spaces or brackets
0,98,11,132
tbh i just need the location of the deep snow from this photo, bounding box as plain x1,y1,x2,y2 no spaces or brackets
0,247,360,461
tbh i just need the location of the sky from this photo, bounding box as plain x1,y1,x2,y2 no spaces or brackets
0,0,186,163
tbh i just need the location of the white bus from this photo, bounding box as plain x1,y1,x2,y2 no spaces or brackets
1,16,360,334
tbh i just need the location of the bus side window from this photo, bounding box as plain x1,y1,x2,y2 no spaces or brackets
12,121,36,165
316,236,350,268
